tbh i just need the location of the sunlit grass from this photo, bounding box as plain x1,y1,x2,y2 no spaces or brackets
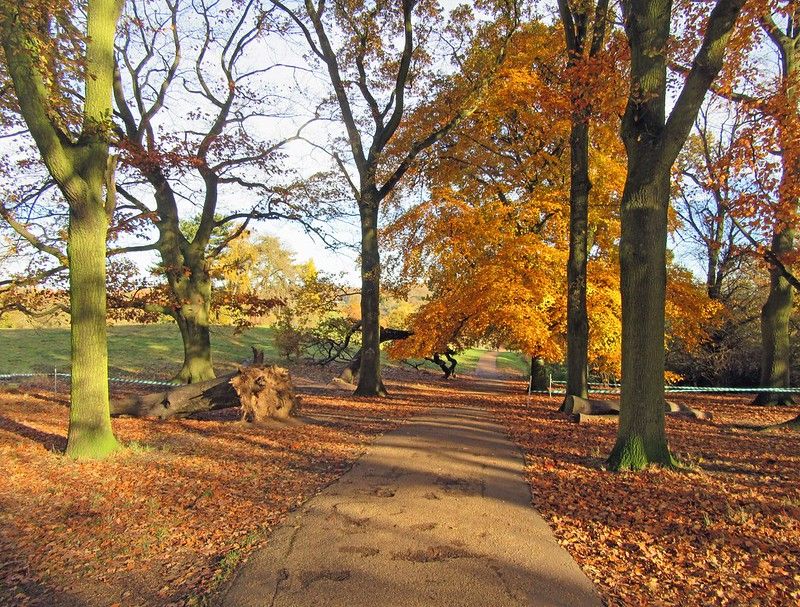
0,324,278,379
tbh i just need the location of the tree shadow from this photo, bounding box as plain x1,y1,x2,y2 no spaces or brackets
0,415,66,452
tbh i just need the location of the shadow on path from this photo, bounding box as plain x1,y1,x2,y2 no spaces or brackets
221,372,601,607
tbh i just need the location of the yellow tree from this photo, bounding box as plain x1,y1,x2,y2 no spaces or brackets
386,23,627,373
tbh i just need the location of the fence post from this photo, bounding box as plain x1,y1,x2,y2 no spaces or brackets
53,367,57,393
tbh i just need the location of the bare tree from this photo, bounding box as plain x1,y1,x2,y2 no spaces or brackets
270,0,521,395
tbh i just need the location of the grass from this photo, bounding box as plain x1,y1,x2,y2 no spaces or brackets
389,347,491,376
2,323,530,380
495,351,530,376
0,324,279,379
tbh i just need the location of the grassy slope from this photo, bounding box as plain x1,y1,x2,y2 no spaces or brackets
1,324,278,379
1,324,530,380
394,348,528,377
495,351,530,376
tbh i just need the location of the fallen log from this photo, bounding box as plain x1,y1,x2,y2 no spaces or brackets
561,395,710,421
111,364,298,420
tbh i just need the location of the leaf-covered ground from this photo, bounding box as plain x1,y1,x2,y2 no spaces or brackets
0,368,432,606
491,387,800,606
2,372,799,606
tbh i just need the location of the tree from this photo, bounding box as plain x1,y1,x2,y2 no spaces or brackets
556,0,613,400
0,0,124,458
384,22,627,374
673,102,749,302
671,2,800,403
750,8,800,405
111,0,320,382
271,0,520,395
608,0,747,470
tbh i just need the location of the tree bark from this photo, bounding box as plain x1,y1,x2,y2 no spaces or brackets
355,195,385,396
754,228,795,405
557,0,608,401
607,0,744,471
342,327,412,387
566,119,591,399
172,271,215,384
608,168,674,470
530,356,548,391
111,372,239,418
755,33,797,406
427,351,458,379
1,0,124,458
66,196,119,458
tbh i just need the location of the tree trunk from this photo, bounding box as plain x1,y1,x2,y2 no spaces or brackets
355,197,385,396
342,328,412,386
65,193,119,459
530,356,548,391
171,264,215,384
607,0,744,470
566,119,590,399
427,351,458,379
111,371,238,418
755,44,797,406
1,0,124,459
111,366,297,420
608,168,674,470
754,228,795,406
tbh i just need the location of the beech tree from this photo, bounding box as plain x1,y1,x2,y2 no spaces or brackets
609,0,747,470
0,0,124,458
556,0,612,400
270,0,520,395
385,23,627,375
110,0,321,382
750,8,800,405
671,2,800,403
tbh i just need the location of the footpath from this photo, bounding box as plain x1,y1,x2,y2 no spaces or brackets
222,352,601,607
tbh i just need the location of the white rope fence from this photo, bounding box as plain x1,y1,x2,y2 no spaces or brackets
0,370,180,390
531,377,800,396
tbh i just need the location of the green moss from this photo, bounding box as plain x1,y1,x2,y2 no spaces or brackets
607,434,676,471
64,429,120,460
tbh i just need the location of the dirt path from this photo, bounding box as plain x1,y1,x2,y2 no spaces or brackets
222,382,601,607
474,350,502,379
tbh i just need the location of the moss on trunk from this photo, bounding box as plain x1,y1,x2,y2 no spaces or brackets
65,201,119,459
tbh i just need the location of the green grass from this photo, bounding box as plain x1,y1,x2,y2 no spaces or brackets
495,351,530,376
389,347,504,376
0,324,278,379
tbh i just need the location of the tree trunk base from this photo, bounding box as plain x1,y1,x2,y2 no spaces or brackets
751,392,794,406
174,364,216,385
65,429,120,460
353,379,388,397
607,434,676,471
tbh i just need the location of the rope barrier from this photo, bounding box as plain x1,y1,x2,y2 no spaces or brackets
532,386,800,396
0,372,180,388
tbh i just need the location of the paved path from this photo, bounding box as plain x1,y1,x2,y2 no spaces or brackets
474,350,502,379
222,379,600,607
